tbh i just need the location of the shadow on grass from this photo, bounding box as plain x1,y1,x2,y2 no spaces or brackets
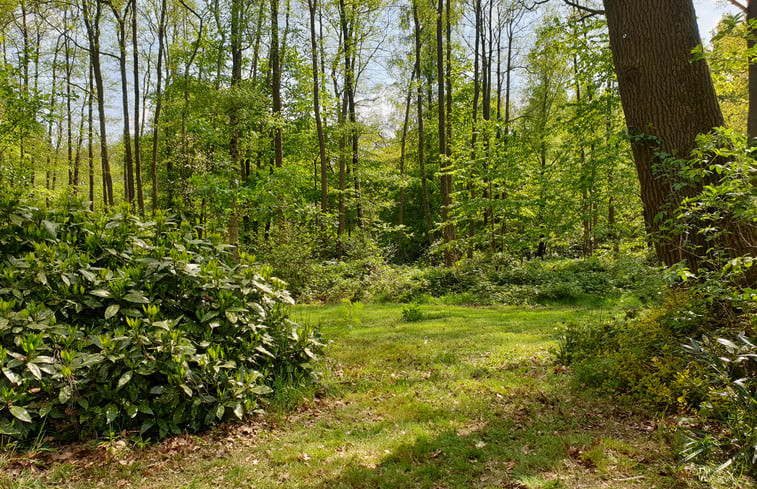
302,387,676,489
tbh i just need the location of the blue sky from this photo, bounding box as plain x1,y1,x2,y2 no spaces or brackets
695,0,740,40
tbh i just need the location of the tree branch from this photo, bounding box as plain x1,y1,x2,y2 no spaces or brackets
562,0,605,16
725,0,747,13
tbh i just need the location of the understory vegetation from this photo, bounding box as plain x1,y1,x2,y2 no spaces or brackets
0,198,322,442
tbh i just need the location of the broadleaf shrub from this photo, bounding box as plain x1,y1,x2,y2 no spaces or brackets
0,198,322,442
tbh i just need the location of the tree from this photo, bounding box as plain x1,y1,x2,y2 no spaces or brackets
81,0,114,207
724,0,757,142
602,0,725,266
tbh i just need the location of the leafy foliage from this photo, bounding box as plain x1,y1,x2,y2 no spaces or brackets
0,198,321,443
682,334,757,475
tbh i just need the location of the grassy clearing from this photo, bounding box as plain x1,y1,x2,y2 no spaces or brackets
1,303,742,489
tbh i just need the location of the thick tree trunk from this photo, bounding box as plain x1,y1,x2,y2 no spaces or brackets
747,1,757,142
603,0,724,266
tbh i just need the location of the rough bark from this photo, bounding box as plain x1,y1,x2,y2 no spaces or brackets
603,0,724,265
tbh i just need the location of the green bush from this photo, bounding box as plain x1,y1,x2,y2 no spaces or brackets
401,303,424,322
682,334,757,475
556,301,700,409
0,198,322,443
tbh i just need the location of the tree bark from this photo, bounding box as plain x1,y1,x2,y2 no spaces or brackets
747,0,757,142
308,0,328,215
437,0,454,266
271,0,283,168
82,0,114,207
151,0,167,213
413,2,432,240
132,0,144,213
602,0,724,266
110,3,135,204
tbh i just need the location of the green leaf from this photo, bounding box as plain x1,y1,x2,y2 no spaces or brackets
80,268,96,282
104,304,120,320
90,289,111,298
59,385,72,404
225,311,238,324
105,404,118,424
233,403,244,420
36,272,48,286
179,383,193,397
255,345,275,358
126,404,138,418
38,405,52,418
251,384,273,395
200,311,218,323
117,371,133,391
27,363,41,380
41,220,58,238
123,292,149,304
0,423,24,436
215,405,225,420
9,405,32,423
3,368,20,385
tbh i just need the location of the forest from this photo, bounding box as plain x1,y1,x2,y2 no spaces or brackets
0,0,755,487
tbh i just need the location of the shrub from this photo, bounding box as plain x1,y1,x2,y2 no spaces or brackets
0,198,322,443
682,334,757,475
556,301,702,409
401,303,424,322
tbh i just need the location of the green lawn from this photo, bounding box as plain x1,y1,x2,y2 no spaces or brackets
2,304,735,489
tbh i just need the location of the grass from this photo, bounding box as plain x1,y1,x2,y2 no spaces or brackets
1,303,747,488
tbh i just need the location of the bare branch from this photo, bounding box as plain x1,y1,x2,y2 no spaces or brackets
562,0,605,16
725,0,748,13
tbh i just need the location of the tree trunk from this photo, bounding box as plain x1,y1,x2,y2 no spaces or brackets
111,4,135,204
82,0,114,207
437,0,454,266
132,0,144,214
747,0,757,142
398,67,416,252
88,61,94,210
602,0,724,266
308,0,328,216
271,0,283,168
413,2,432,240
151,0,167,213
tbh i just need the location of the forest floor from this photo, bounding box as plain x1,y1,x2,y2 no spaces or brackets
1,304,745,489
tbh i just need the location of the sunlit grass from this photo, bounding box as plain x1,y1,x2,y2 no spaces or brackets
4,303,739,489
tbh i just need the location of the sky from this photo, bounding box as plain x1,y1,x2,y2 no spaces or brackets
695,0,740,40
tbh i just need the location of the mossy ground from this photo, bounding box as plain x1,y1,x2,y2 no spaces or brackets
1,304,748,489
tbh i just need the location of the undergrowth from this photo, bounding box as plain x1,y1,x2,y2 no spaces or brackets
0,197,322,444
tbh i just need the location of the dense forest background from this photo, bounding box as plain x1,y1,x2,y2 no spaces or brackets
0,0,651,265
